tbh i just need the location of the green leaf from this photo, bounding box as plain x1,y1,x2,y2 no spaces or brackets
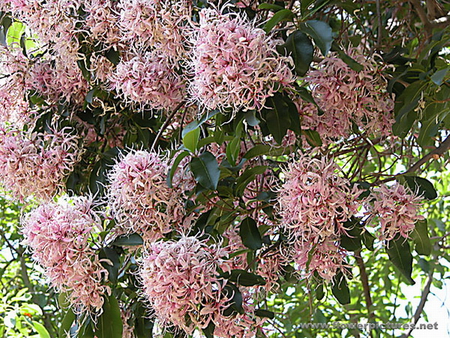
300,20,333,56
190,151,220,190
264,9,294,33
386,236,415,285
243,145,271,160
182,110,220,138
105,48,120,65
430,67,449,85
112,233,144,246
302,129,322,147
167,150,190,188
182,127,200,153
239,217,263,250
6,21,25,46
315,283,325,301
224,269,266,286
58,309,75,338
258,3,284,11
95,295,123,338
399,175,438,200
278,31,314,76
203,321,215,338
340,219,362,251
226,137,241,166
235,165,268,195
331,271,350,305
99,247,121,283
411,220,432,256
335,48,364,72
32,321,50,338
393,80,428,138
262,94,292,144
362,231,375,251
255,309,275,319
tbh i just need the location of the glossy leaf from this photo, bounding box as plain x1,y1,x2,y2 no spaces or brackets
278,30,314,76
190,151,220,190
226,137,241,166
399,175,438,200
300,20,333,56
58,309,75,338
386,236,415,285
331,271,350,305
112,233,144,246
182,127,200,153
224,269,266,287
239,217,263,250
255,309,275,319
95,294,123,338
411,219,432,256
262,94,292,144
263,9,294,33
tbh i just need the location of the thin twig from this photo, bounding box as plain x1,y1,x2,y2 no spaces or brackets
150,101,186,151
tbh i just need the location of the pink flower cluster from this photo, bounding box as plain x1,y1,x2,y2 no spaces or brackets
0,127,82,201
277,154,361,280
367,182,424,240
107,150,186,242
300,50,394,139
21,196,109,312
278,154,361,241
139,236,232,334
189,8,294,111
117,0,192,59
110,52,186,110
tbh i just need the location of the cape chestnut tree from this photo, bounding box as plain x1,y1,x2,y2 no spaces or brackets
0,1,449,338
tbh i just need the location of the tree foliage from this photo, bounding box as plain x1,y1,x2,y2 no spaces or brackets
0,0,450,338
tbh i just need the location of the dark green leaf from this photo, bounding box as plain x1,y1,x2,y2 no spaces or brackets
300,20,333,56
190,151,220,190
182,127,200,153
335,48,364,72
203,321,215,338
255,309,275,319
167,151,190,188
393,80,428,138
239,217,263,250
95,295,123,338
224,269,266,286
315,283,325,301
399,175,437,200
226,137,241,166
340,220,362,251
302,129,322,147
362,231,375,251
182,110,220,138
430,67,449,85
105,48,120,65
235,165,268,196
58,309,75,338
411,219,432,256
258,3,284,11
264,9,294,33
262,94,292,144
112,233,144,246
99,247,121,283
243,145,271,160
278,31,314,76
331,271,350,304
386,236,415,285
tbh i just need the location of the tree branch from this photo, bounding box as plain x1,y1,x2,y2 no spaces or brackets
355,250,375,338
150,101,186,151
405,134,450,174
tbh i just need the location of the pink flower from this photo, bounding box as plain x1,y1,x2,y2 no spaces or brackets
277,154,362,241
304,49,395,139
117,0,192,59
189,7,294,112
110,51,186,111
107,150,186,242
139,235,232,334
21,196,109,312
0,127,82,201
293,236,347,281
367,183,424,240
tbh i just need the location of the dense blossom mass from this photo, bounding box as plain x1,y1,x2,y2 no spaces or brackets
107,150,186,242
0,0,433,337
0,127,81,201
21,196,108,312
189,7,294,111
367,182,424,240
